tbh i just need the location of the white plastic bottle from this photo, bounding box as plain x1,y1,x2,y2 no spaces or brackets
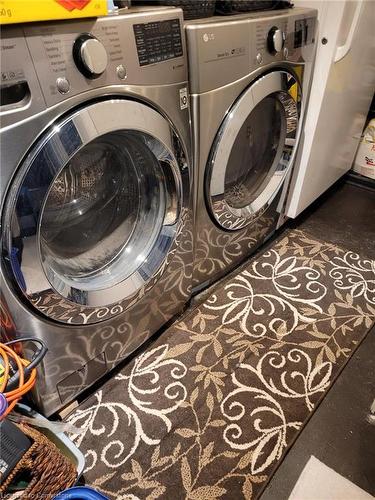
353,118,375,180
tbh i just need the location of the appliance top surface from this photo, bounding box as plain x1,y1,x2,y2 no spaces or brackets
184,7,317,27
118,5,180,14
184,6,317,94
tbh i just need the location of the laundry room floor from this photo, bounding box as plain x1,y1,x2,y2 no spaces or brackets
260,179,375,499
66,178,375,500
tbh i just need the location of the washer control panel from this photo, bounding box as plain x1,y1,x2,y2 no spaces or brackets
73,33,108,78
134,19,183,67
23,19,126,106
1,8,187,110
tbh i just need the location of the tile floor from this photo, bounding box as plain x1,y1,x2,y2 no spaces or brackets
261,179,375,499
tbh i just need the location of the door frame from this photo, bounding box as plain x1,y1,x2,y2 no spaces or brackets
2,98,188,324
206,70,302,231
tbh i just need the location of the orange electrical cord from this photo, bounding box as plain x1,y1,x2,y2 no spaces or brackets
0,342,37,419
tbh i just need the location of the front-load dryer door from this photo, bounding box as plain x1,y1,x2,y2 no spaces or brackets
207,70,302,231
3,99,189,324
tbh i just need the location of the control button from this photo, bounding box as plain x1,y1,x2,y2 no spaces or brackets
116,64,127,80
256,53,263,64
283,47,289,59
73,33,108,79
267,26,285,54
56,77,70,94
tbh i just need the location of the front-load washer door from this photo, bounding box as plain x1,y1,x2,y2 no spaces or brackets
207,70,302,231
3,99,188,324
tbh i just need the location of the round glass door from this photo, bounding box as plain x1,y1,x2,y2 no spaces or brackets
207,70,301,230
3,99,187,322
40,131,166,291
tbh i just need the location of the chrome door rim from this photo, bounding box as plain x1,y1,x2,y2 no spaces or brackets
3,99,187,322
207,70,302,231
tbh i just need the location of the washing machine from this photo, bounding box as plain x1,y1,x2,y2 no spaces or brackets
185,7,317,291
0,7,193,416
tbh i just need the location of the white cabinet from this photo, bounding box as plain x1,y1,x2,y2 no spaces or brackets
287,0,375,217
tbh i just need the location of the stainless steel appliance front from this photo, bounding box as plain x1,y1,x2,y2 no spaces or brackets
1,7,193,415
185,8,317,290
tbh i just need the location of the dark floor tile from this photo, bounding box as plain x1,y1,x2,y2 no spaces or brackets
289,181,375,259
260,326,375,500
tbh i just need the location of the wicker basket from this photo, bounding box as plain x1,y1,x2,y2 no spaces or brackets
132,0,216,19
0,423,77,498
215,0,292,15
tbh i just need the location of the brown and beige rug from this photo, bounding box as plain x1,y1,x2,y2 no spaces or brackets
67,229,375,499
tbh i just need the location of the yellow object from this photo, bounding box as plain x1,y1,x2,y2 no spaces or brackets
0,362,4,386
0,0,108,25
289,66,303,102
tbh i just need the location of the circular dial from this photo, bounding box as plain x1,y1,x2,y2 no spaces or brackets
267,27,285,54
73,33,108,79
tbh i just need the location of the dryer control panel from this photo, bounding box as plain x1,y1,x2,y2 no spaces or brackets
294,17,315,48
185,7,317,94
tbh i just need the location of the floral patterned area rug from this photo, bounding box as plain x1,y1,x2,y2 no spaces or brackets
67,229,375,500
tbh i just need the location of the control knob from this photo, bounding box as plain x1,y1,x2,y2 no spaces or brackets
267,27,285,55
73,33,108,79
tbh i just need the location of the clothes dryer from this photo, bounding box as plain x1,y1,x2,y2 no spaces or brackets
185,8,317,291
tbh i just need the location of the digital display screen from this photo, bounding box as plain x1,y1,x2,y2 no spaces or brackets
133,19,183,67
294,17,315,48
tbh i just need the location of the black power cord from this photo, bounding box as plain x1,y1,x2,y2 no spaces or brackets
3,338,48,392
